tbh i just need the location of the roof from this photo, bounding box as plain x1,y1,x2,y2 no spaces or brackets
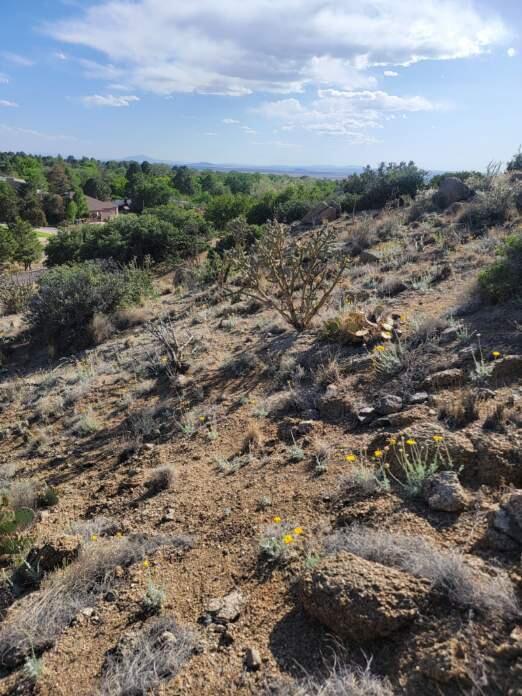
85,195,118,212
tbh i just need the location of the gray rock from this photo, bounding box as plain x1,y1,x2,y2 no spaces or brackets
409,392,429,404
207,589,245,624
245,647,262,671
422,471,468,512
490,355,522,383
491,490,522,545
318,385,350,422
357,406,376,423
439,327,459,344
297,420,316,435
433,177,473,209
423,368,464,390
375,394,403,416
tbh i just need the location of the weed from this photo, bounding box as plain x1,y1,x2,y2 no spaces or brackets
145,465,176,495
142,582,166,615
389,435,453,497
259,519,304,565
438,390,480,428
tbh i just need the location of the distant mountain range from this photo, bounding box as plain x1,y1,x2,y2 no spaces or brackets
123,156,364,179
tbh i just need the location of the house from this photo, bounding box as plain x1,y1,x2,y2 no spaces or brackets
85,195,119,222
301,201,341,227
0,175,27,192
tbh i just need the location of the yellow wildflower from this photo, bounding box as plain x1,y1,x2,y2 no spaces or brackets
432,435,444,443
374,345,385,352
374,449,384,458
199,416,206,422
345,453,357,462
491,351,501,359
283,534,294,544
388,437,397,446
143,559,150,569
273,516,282,524
116,532,123,538
293,527,304,536
405,438,416,446
90,534,97,542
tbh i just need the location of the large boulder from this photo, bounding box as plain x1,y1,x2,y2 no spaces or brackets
433,177,473,209
300,551,429,640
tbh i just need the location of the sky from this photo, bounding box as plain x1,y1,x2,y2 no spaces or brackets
0,0,521,170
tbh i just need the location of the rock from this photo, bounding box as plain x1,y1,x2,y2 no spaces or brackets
357,406,376,424
375,394,403,416
409,392,429,404
490,355,522,383
244,647,262,671
162,508,176,522
318,385,351,423
422,471,469,512
433,177,473,209
491,490,522,546
207,589,245,624
423,368,464,390
470,432,522,486
359,250,381,264
420,639,469,684
297,420,316,435
439,327,459,344
300,551,429,641
24,535,81,576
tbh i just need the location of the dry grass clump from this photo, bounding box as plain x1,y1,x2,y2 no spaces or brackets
270,662,393,696
89,312,115,345
325,526,518,619
242,422,263,452
69,515,120,540
145,465,176,494
34,394,64,422
113,306,152,330
438,390,480,428
4,478,39,511
100,617,194,696
0,534,192,668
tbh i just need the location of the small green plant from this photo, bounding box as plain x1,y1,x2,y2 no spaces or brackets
470,335,494,384
388,434,453,497
23,650,43,682
215,453,251,475
0,497,34,556
479,231,522,302
312,440,330,476
259,518,304,565
371,342,405,377
142,582,166,615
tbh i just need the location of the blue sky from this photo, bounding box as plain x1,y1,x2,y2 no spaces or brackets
0,0,521,170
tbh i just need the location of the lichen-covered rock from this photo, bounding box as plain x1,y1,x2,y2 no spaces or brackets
375,394,403,416
470,432,522,486
422,471,469,512
300,551,429,640
433,177,473,209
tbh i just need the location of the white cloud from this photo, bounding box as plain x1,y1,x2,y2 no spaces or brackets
78,94,140,107
45,0,507,97
2,51,34,67
507,47,517,57
222,118,240,124
384,70,399,77
0,100,18,108
204,131,217,136
54,51,68,60
0,73,9,84
257,89,436,140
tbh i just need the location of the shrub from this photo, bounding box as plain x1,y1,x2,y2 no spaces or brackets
479,231,522,302
342,162,426,212
457,184,513,231
325,526,518,618
273,662,393,696
100,617,193,695
0,274,34,315
27,260,153,352
231,221,348,330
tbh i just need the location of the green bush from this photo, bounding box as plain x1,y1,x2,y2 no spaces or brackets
479,231,522,302
28,260,154,351
342,162,426,211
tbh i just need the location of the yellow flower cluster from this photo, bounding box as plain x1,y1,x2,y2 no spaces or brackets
273,517,304,544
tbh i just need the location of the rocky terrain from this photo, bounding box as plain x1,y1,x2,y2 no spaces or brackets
0,176,521,695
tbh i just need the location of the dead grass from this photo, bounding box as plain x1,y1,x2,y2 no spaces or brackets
100,617,194,696
242,422,263,452
0,534,192,669
145,465,176,494
270,662,392,696
438,390,480,428
325,526,518,619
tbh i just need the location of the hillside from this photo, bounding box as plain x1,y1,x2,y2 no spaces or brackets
0,174,521,695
